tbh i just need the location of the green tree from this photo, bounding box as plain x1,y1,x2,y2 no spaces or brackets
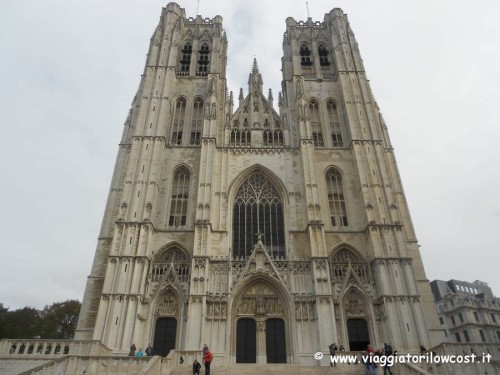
0,306,42,339
40,300,81,339
0,300,81,339
0,303,8,338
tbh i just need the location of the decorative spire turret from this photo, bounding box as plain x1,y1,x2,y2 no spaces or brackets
268,88,274,108
248,58,263,95
238,88,244,106
251,58,259,75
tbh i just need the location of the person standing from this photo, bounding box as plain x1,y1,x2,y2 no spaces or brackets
383,343,394,375
145,344,153,356
329,343,338,367
203,347,213,375
129,343,136,356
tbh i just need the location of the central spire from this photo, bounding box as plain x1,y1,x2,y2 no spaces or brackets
248,58,263,95
251,58,259,75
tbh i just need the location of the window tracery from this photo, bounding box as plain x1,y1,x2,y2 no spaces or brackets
232,173,285,258
190,98,203,145
151,247,190,283
309,100,324,147
197,43,210,76
229,129,251,147
331,248,369,284
179,42,192,76
171,98,186,145
263,129,283,147
300,44,312,65
326,168,348,227
327,100,343,147
318,45,329,65
169,166,190,227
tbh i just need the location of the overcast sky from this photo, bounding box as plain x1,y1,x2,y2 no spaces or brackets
1,0,499,310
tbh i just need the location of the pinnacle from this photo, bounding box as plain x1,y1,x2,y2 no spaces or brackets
251,58,259,75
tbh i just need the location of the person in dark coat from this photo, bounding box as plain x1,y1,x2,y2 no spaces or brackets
192,359,201,375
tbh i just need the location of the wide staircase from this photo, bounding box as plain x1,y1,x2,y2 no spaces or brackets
170,363,366,375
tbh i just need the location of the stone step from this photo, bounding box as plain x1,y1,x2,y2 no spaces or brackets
170,363,366,375
0,359,51,375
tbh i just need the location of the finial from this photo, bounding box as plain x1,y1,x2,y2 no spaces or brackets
251,58,259,75
238,88,244,101
268,88,274,101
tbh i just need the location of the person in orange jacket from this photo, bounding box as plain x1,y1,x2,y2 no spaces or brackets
203,348,213,375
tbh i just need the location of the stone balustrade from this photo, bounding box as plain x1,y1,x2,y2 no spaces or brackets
0,339,112,358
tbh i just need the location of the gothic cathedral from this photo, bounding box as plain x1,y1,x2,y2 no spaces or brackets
75,3,442,364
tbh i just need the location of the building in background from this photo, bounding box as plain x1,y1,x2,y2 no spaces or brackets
431,279,500,349
74,2,443,364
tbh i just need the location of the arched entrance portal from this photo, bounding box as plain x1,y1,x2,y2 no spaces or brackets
233,281,288,364
153,317,177,356
236,318,256,363
152,290,180,356
347,318,369,351
266,318,286,363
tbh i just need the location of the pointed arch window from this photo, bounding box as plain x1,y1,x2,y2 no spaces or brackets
229,129,251,147
327,100,343,147
197,43,210,77
330,248,369,284
171,98,186,145
318,45,329,65
190,98,203,145
309,100,324,147
233,173,285,259
263,130,283,147
300,44,312,65
169,166,191,227
151,247,190,282
326,168,348,227
179,42,192,76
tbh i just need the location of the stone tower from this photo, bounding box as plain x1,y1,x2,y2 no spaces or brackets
75,3,442,364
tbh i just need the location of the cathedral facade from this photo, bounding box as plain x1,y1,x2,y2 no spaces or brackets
75,3,442,364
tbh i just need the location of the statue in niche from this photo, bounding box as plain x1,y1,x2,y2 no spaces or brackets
237,301,244,314
237,298,253,315
204,103,211,119
257,320,265,331
257,296,265,314
295,303,303,319
211,102,217,119
253,102,259,112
